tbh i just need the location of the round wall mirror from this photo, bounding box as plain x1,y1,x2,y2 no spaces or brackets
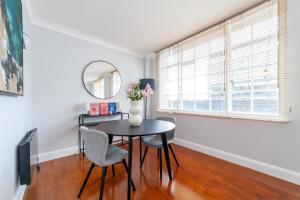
82,60,121,99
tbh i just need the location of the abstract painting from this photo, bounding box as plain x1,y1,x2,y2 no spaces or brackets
0,0,23,95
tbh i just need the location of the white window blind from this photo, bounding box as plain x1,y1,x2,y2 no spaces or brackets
112,71,121,94
158,0,288,121
93,77,105,98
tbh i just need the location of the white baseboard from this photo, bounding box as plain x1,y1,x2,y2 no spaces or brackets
174,138,300,185
38,137,139,164
14,185,26,200
38,146,79,163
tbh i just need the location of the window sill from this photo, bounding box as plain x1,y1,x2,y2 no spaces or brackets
156,109,290,123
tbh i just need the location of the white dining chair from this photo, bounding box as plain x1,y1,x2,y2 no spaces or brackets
140,117,179,180
78,126,135,200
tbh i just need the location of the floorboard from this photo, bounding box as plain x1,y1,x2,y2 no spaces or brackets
23,140,300,200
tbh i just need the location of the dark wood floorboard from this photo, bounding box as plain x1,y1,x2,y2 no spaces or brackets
23,140,300,200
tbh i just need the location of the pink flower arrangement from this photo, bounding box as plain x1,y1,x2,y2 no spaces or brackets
127,81,154,101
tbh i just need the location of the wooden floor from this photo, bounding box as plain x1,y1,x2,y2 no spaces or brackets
24,140,300,200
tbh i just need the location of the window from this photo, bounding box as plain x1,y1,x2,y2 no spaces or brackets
158,0,288,121
93,77,105,98
112,71,121,95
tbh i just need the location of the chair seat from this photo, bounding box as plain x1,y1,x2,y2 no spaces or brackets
142,135,173,148
102,145,128,166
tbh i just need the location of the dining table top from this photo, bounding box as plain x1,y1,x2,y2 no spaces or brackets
88,119,175,137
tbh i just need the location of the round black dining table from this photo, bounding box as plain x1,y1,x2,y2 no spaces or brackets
89,119,175,200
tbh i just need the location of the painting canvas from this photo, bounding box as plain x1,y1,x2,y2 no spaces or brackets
0,0,23,95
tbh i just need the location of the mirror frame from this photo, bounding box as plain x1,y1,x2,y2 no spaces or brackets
82,60,122,99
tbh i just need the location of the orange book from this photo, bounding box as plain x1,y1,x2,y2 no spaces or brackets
99,103,108,115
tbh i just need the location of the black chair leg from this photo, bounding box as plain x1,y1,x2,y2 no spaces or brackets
77,163,95,198
122,159,136,191
157,148,159,158
99,166,107,200
140,146,149,168
159,148,162,180
112,164,115,177
168,144,179,167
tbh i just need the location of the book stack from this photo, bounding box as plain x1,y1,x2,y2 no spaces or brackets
108,103,117,115
89,103,99,116
89,102,117,116
99,103,108,115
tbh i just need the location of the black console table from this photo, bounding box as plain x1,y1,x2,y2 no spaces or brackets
78,112,129,156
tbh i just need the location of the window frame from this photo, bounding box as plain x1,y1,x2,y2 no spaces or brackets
157,0,288,122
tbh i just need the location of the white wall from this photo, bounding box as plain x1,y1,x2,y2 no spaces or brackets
144,58,156,118
31,26,144,154
0,4,32,200
151,0,300,178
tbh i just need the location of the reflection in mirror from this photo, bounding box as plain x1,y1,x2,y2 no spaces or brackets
82,61,121,99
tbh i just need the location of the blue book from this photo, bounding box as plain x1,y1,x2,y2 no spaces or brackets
108,103,117,115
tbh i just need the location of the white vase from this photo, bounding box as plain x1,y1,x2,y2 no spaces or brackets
129,101,143,126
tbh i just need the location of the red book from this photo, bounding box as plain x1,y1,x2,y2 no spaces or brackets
89,103,99,116
99,103,108,115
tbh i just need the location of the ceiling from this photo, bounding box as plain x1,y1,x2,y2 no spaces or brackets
27,0,263,57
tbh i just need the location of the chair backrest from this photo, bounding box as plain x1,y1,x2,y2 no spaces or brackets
80,126,108,166
155,116,176,140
